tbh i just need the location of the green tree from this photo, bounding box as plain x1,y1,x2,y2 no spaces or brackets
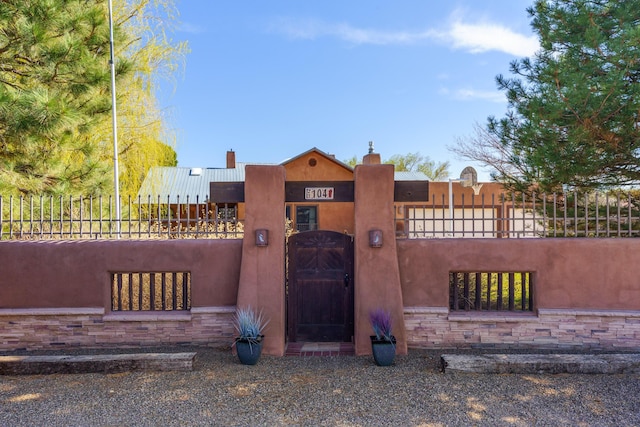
103,0,186,198
344,156,358,168
0,0,117,195
385,152,450,180
452,0,640,192
345,152,450,180
0,0,185,197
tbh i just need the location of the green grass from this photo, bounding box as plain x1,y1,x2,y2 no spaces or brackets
450,272,533,311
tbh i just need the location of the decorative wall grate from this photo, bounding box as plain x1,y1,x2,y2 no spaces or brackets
450,271,533,312
111,271,191,311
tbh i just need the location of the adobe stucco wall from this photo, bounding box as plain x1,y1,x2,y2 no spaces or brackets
398,238,640,349
354,164,407,356
397,238,640,310
235,165,286,356
3,219,640,352
0,239,242,309
0,239,242,350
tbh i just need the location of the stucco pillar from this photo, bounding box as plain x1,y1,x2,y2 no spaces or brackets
353,164,407,356
236,165,286,356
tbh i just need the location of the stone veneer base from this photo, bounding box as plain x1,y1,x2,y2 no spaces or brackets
0,307,236,351
405,307,640,350
2,307,640,351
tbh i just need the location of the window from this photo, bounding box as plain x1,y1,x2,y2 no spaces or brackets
295,206,318,231
216,203,237,221
111,272,191,311
449,271,533,311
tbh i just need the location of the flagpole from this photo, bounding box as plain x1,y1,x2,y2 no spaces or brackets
107,0,121,236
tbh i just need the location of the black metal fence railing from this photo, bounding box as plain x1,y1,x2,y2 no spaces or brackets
3,191,639,240
0,194,243,240
450,271,534,312
396,192,640,238
111,271,191,311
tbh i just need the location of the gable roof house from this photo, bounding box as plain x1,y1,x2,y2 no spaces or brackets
137,147,430,235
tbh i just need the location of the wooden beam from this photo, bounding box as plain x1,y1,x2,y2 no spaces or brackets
394,181,429,202
209,180,428,203
285,181,354,202
209,182,245,203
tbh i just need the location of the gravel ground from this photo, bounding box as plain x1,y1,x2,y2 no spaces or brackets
1,346,639,427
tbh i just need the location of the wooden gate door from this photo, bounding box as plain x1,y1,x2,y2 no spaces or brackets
287,230,354,342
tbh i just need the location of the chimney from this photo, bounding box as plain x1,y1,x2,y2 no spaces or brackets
226,149,236,169
362,141,381,165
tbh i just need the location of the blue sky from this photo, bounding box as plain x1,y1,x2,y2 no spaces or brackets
159,1,538,181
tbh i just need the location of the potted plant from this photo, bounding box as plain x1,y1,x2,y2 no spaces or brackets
232,306,269,365
369,308,396,366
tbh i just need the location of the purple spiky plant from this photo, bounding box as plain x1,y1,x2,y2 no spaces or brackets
369,308,393,341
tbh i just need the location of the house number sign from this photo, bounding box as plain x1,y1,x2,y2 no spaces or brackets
305,187,334,200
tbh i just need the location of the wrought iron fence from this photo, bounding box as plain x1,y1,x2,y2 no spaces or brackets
0,194,243,240
450,271,533,312
111,271,191,311
4,191,639,240
396,192,640,238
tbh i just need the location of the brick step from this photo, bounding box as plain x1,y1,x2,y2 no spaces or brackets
441,353,640,374
0,352,197,375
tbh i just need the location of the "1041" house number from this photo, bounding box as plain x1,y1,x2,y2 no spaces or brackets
305,187,334,200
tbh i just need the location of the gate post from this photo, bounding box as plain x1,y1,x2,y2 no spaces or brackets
353,164,407,356
236,165,286,356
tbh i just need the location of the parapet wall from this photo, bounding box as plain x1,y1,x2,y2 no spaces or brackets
398,238,640,350
0,239,242,350
2,238,640,351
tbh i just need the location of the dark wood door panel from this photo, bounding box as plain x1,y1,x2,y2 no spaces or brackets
288,230,354,343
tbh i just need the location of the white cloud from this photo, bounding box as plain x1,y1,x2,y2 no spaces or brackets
453,88,506,103
269,18,434,45
445,20,538,57
269,13,539,57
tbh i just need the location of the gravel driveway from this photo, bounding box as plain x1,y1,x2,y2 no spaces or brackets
1,346,639,426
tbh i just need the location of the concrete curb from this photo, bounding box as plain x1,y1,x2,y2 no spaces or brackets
0,352,197,375
441,353,640,374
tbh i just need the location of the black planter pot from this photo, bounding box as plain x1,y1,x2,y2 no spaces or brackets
370,336,396,366
235,336,264,365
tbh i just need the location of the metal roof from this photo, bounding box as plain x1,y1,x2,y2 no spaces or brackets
393,171,430,181
137,164,251,203
137,162,429,204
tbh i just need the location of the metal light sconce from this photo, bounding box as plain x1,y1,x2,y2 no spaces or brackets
369,229,383,248
255,229,269,247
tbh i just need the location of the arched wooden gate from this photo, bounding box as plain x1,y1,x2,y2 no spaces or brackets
287,230,354,342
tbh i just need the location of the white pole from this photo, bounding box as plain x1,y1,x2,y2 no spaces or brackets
107,0,121,236
449,178,463,236
449,179,454,236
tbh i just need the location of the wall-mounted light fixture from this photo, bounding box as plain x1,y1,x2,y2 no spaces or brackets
369,229,383,248
255,229,269,247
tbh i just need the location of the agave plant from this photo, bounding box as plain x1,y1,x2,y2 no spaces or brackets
233,306,269,345
369,308,393,342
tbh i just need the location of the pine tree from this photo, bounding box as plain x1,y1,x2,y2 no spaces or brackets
0,0,185,196
452,0,640,192
0,0,117,195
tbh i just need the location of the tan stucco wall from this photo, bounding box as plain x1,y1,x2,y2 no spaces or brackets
287,202,355,234
397,238,640,310
0,239,242,309
283,151,353,181
3,232,640,352
236,165,287,356
284,150,355,233
353,164,407,356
